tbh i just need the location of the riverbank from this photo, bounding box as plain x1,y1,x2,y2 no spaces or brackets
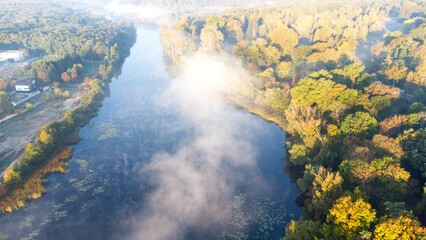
0,23,136,215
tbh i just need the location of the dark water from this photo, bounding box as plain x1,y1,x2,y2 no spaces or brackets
0,27,300,240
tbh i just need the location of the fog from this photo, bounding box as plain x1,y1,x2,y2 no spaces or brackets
127,53,269,240
105,1,166,19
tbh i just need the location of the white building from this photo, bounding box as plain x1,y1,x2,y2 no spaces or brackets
0,50,24,61
15,79,35,92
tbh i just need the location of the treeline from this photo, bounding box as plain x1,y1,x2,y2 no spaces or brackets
99,0,292,9
159,0,426,238
0,2,136,213
1,1,135,84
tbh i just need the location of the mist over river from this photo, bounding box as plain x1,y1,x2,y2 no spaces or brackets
0,26,300,240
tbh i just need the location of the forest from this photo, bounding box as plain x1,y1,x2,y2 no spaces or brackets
159,0,426,239
0,1,136,213
0,1,135,115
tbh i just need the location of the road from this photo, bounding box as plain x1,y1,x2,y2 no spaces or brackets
0,57,42,77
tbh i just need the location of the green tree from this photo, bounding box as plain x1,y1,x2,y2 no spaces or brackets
0,91,13,114
341,112,378,138
276,61,295,80
290,73,335,111
255,88,290,110
262,46,281,66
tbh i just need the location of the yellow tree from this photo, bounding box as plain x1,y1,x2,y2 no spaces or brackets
327,195,376,240
373,216,426,240
268,27,299,54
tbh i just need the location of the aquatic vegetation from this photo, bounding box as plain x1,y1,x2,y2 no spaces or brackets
20,229,41,240
97,123,119,140
219,194,293,240
53,211,67,221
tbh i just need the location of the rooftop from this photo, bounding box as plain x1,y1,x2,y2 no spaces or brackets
15,79,34,86
0,50,22,53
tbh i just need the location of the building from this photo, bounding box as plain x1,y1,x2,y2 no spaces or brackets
0,50,24,61
15,79,36,92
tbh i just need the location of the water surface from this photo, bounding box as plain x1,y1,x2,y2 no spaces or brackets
0,27,300,240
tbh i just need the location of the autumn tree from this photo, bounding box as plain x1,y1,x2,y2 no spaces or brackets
373,216,426,240
268,27,299,54
364,82,400,100
61,72,71,82
276,61,295,80
200,24,224,54
245,14,258,40
326,195,376,240
285,104,324,148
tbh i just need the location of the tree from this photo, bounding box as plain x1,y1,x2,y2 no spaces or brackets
284,220,323,240
226,19,244,42
288,144,309,165
244,45,264,67
232,40,249,58
258,68,277,88
341,112,378,138
200,24,224,54
71,71,78,81
378,115,409,137
3,169,21,186
290,73,335,111
98,64,109,81
370,96,391,117
262,46,281,66
246,14,258,40
399,129,426,176
285,104,324,148
291,45,312,66
327,195,376,240
26,103,33,111
83,77,91,87
268,27,299,53
313,26,333,42
297,165,343,221
355,73,371,89
24,142,44,165
0,91,13,114
61,72,71,82
364,82,400,100
254,88,290,110
373,216,426,240
383,64,408,86
90,78,102,93
276,61,295,80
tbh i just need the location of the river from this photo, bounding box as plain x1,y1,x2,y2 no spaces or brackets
0,26,301,239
